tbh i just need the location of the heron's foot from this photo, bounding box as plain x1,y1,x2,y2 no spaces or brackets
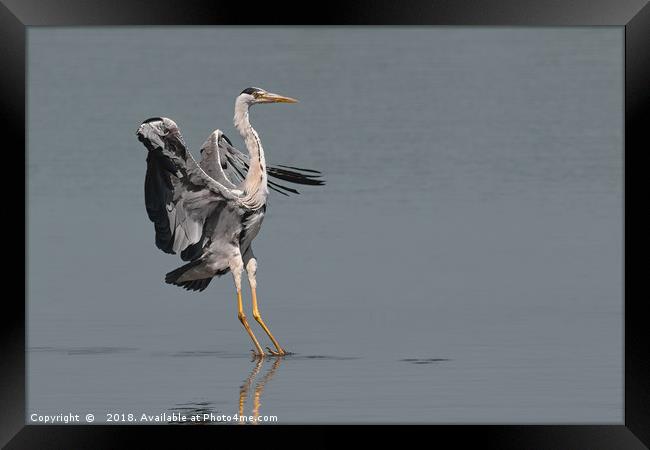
251,349,266,359
266,346,289,357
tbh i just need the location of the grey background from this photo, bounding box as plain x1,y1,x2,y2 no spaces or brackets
27,27,623,423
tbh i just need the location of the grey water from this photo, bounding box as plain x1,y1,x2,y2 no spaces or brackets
27,27,623,424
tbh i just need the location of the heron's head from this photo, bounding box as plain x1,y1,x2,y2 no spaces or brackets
236,87,298,106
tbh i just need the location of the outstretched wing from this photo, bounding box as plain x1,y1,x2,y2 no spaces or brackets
198,130,239,190
136,117,240,259
199,131,325,196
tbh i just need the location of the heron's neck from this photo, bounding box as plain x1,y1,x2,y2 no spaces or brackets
234,101,268,207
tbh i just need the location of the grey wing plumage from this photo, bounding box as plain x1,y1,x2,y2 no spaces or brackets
136,117,239,260
198,130,239,190
200,131,325,196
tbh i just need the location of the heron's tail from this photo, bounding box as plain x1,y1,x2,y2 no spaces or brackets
165,260,214,292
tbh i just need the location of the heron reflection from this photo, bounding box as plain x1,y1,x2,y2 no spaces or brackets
238,357,283,423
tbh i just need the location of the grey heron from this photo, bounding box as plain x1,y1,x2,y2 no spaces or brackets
136,87,324,357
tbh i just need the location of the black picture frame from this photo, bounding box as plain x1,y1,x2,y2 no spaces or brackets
2,0,647,447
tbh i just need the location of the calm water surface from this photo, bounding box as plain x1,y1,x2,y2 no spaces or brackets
27,28,623,423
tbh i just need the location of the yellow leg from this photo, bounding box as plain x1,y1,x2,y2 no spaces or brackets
238,289,264,357
251,288,286,356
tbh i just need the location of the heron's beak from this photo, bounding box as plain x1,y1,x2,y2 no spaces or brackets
259,91,298,104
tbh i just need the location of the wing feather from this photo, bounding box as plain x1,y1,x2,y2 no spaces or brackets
136,117,240,257
198,131,325,196
198,130,239,189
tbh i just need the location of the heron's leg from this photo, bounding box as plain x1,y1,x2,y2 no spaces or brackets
246,258,286,356
232,259,264,357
